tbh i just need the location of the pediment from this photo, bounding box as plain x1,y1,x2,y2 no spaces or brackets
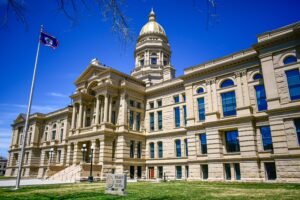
14,113,26,123
74,62,108,85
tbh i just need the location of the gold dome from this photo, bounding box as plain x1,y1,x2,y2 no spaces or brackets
139,9,166,36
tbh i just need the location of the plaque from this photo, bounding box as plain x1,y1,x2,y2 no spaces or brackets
105,173,127,196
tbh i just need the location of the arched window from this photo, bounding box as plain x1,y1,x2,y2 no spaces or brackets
196,87,204,94
253,73,263,80
283,56,297,65
220,79,234,88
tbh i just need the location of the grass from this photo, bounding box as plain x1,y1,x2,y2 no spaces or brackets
0,181,300,200
0,176,16,180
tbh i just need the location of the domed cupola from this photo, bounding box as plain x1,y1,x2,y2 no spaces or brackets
131,9,175,86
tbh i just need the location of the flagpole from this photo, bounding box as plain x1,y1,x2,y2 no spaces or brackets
15,25,43,189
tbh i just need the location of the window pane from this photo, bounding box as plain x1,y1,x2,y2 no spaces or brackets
174,107,180,127
151,58,157,65
176,166,182,179
183,106,187,125
260,126,273,151
225,163,231,180
265,162,277,180
158,142,163,158
225,130,240,152
234,163,241,180
198,97,205,121
130,141,135,158
136,112,141,131
150,143,154,159
184,139,188,156
174,96,180,103
221,79,234,88
283,56,297,65
175,140,181,157
200,134,207,154
130,111,134,129
253,73,263,80
294,119,300,145
197,87,204,94
150,113,154,131
286,69,300,100
158,111,163,130
222,91,237,117
255,85,268,111
201,165,208,180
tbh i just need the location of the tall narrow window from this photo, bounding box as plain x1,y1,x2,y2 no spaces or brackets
150,112,155,131
182,94,186,102
234,163,241,180
174,107,180,127
157,111,163,130
286,69,300,100
199,133,207,154
129,111,134,130
260,126,273,151
175,139,181,157
224,163,231,180
140,59,144,66
112,111,116,124
158,166,163,179
176,166,182,179
136,112,141,131
60,129,63,142
158,141,163,158
150,143,155,159
174,96,180,103
183,105,187,125
255,85,268,111
221,91,236,117
197,97,205,121
265,162,277,180
184,138,188,156
137,141,142,158
52,124,56,140
151,57,157,65
225,130,240,153
57,150,61,163
130,140,135,158
201,165,208,180
112,140,116,158
294,119,300,145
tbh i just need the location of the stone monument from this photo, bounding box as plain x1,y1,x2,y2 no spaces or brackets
105,173,127,196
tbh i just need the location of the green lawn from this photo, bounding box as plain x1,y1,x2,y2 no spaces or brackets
0,176,15,180
0,181,300,200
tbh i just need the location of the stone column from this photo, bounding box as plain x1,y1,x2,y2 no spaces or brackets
211,79,218,112
73,142,80,164
100,98,104,123
82,105,86,128
95,96,100,125
206,80,213,113
242,71,250,106
77,103,83,128
104,94,109,122
260,55,280,109
71,104,76,129
185,85,195,126
235,71,244,107
108,96,113,123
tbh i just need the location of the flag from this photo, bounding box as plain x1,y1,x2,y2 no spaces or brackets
40,31,59,49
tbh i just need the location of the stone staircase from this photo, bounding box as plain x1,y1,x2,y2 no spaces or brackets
47,164,81,183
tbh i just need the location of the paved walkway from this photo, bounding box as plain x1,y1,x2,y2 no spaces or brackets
0,179,73,187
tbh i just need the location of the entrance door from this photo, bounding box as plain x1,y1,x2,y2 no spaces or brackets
149,167,155,179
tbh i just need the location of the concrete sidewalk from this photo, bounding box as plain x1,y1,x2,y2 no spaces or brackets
0,179,73,187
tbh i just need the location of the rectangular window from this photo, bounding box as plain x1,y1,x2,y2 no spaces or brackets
265,162,277,180
157,111,163,130
197,97,205,121
174,107,180,127
150,112,155,131
175,139,181,157
225,130,240,153
129,100,135,107
52,131,56,140
150,143,155,159
129,111,134,130
137,166,142,178
182,94,186,102
158,166,163,179
158,141,163,158
136,112,141,131
224,163,231,180
130,166,135,179
140,59,144,66
221,91,237,117
157,99,162,107
130,140,135,158
151,57,157,65
199,134,207,154
183,105,187,125
149,102,154,109
294,119,300,145
137,141,142,158
201,165,208,180
286,69,300,100
176,166,182,179
136,102,141,109
112,111,116,124
184,138,188,156
255,85,268,111
112,140,116,158
234,163,241,180
174,95,180,103
185,166,189,178
260,126,273,151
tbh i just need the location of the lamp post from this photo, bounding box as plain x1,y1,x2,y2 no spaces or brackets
88,145,95,182
81,144,87,163
49,148,54,165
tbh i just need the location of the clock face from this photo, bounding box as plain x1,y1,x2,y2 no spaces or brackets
106,175,114,189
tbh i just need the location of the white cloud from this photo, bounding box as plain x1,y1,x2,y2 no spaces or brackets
47,92,68,98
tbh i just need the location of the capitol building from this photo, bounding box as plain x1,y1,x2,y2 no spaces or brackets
5,10,300,183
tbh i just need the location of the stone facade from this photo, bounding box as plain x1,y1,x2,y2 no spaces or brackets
5,10,300,183
0,157,7,176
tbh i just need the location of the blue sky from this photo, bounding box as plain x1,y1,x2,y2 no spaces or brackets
0,0,300,158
